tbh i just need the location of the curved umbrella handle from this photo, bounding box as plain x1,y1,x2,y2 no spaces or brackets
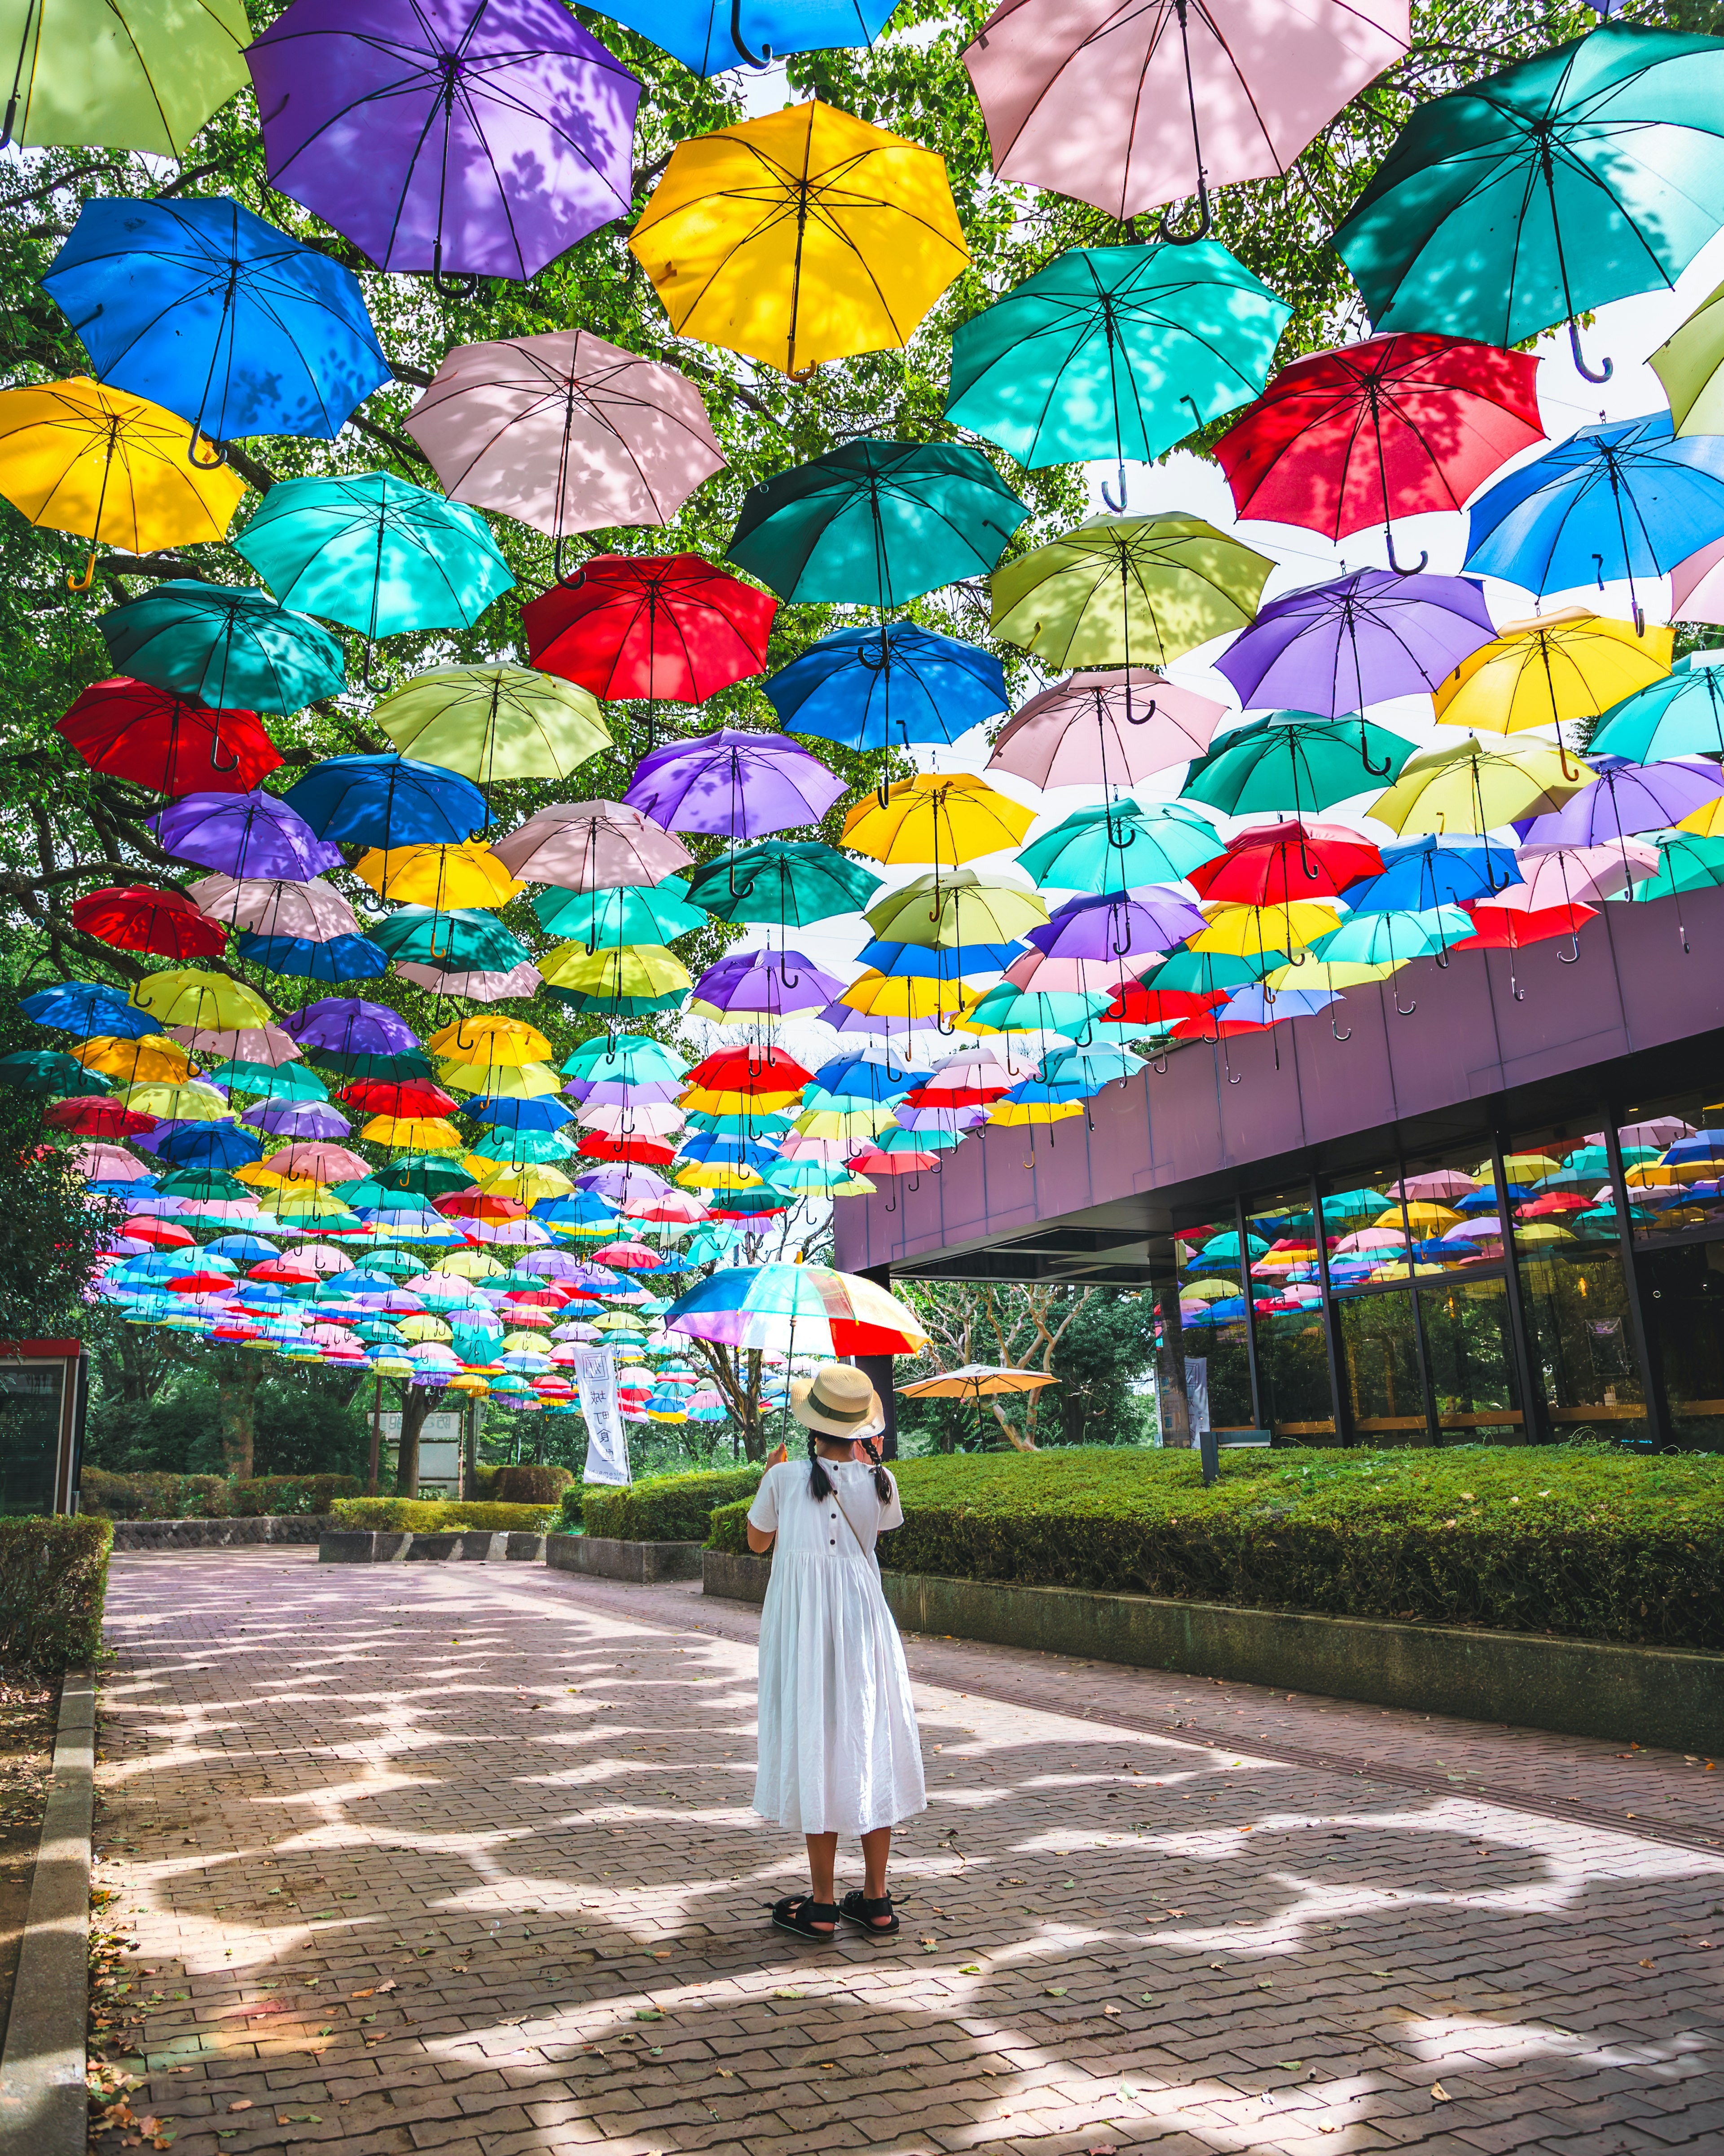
1394,986,1417,1016
1569,315,1613,385
187,422,226,471
1331,1012,1352,1042
66,551,96,594
1224,1037,1242,1083
1151,1044,1170,1074
729,0,773,66
1557,931,1581,964
1100,460,1128,513
1157,170,1212,247
1123,697,1159,728
884,1186,898,1213
552,534,587,591
1383,525,1427,577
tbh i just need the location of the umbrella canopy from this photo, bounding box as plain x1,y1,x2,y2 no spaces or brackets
1183,711,1417,816
595,0,893,74
353,839,520,908
866,869,1048,948
535,880,705,948
1029,888,1204,960
628,99,968,375
728,440,1027,608
45,1097,157,1138
99,581,345,711
1215,331,1544,563
150,790,341,879
682,840,881,926
963,0,1408,223
1334,23,1724,378
284,997,418,1055
1370,741,1594,835
375,665,609,783
523,555,774,703
1591,651,1724,762
841,773,1034,866
0,379,242,551
56,678,279,796
44,194,388,444
947,238,1289,480
72,884,225,958
132,969,272,1030
372,907,530,973
987,669,1222,791
1521,758,1724,851
990,512,1271,669
491,800,693,889
1017,798,1223,891
625,729,845,842
1214,568,1496,718
765,623,1007,751
282,756,487,848
1190,820,1383,904
23,983,156,1039
1343,836,1517,913
236,472,512,638
248,0,641,280
664,1260,927,1354
0,0,248,156
1435,609,1672,739
190,876,358,943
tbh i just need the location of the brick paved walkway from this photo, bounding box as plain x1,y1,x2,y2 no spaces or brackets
92,1550,1724,2156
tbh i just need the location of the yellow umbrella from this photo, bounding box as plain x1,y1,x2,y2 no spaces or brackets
73,1033,193,1084
352,838,523,907
538,944,691,1001
836,970,982,1023
472,1163,573,1204
435,1249,507,1279
988,1098,1084,1126
828,1173,877,1197
680,1084,805,1117
794,1104,900,1142
0,379,242,569
1677,794,1724,839
130,969,271,1030
237,1164,321,1193
119,1079,229,1120
841,773,1034,865
1190,901,1340,957
1262,957,1403,990
1369,739,1593,836
375,664,609,783
865,868,1048,946
361,1115,466,1151
1433,608,1671,739
398,1315,453,1343
676,1160,766,1190
426,1014,553,1065
628,100,968,375
436,1059,562,1098
1386,1202,1461,1232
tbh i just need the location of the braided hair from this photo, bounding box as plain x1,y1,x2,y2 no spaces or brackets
807,1429,892,1504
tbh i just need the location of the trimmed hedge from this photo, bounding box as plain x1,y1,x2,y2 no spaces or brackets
329,1497,557,1532
0,1516,111,1675
226,1475,361,1516
79,1469,362,1518
493,1464,573,1505
705,1446,1724,1651
582,1464,763,1542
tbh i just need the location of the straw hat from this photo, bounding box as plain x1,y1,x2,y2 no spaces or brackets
789,1362,883,1439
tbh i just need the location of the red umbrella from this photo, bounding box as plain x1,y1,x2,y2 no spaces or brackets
57,678,282,795
591,1239,659,1269
338,1079,461,1117
1099,982,1227,1028
576,1133,678,1167
43,1097,159,1138
435,1191,527,1221
685,1046,813,1094
1188,821,1383,905
72,884,227,958
1452,899,1597,950
122,1217,196,1248
1214,334,1545,573
523,554,776,705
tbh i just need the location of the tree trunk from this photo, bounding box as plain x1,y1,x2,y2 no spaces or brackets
692,1341,771,1459
395,1385,444,1496
216,1357,261,1480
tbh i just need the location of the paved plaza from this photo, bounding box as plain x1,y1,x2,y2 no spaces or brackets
88,1549,1724,2156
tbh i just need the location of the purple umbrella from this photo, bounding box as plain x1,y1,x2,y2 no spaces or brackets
1521,758,1724,850
1215,570,1497,728
282,998,420,1053
247,0,641,281
239,1100,355,1140
150,791,342,879
1028,887,1206,961
624,728,847,841
813,999,943,1036
574,1164,671,1202
564,1077,685,1107
690,950,844,1015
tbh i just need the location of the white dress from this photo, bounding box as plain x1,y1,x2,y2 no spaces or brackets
748,1458,928,1836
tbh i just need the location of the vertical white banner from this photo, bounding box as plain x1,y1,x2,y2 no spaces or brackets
576,1346,630,1485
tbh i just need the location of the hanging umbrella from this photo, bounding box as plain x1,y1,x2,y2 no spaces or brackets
624,729,845,842
57,679,280,796
394,961,542,1004
371,907,531,974
990,512,1271,669
664,1260,926,1354
964,0,1408,228
100,582,345,711
1520,758,1724,853
728,440,1026,608
1214,331,1544,573
1189,821,1384,904
0,1049,109,1095
1028,888,1205,963
72,884,225,958
353,838,520,909
689,949,844,1018
1333,22,1724,382
44,1096,157,1137
535,881,705,948
1434,608,1672,751
189,876,358,944
1465,414,1724,629
150,790,341,879
765,623,1007,751
948,239,1289,500
841,773,1033,869
73,1034,192,1085
864,869,1047,948
0,379,242,559
43,195,388,446
284,997,418,1056
594,0,894,73
375,666,609,783
248,0,641,280
986,668,1223,794
22,982,155,1039
282,756,487,848
236,473,513,638
682,840,882,926
1370,740,1594,836
1342,836,1517,913
492,799,693,889
1182,712,1418,816
1215,569,1496,721
1497,841,1658,910
403,330,725,566
0,0,248,156
629,100,968,375
523,555,774,706
131,969,272,1030
1591,651,1724,762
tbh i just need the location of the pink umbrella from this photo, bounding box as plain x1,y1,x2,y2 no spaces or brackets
625,1191,709,1223
1332,1226,1406,1252
962,0,1409,226
1499,839,1661,912
465,1218,553,1246
260,1142,372,1183
71,1142,150,1180
286,1242,353,1274
1005,948,1155,995
987,669,1225,789
169,1023,305,1066
491,800,694,890
189,874,360,941
577,1102,686,1139
404,330,726,565
591,1239,659,1269
1601,1119,1694,1150
1671,535,1724,624
1389,1169,1477,1201
393,961,543,1002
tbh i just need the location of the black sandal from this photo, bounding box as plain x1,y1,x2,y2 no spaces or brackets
838,1890,899,1937
770,1895,839,1940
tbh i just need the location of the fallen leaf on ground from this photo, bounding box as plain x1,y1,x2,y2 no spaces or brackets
1432,2084,1451,2101
350,1988,373,1999
225,2102,252,2114
375,1980,397,1993
1044,1987,1067,1997
633,2010,663,2021
771,1988,803,1999
1638,1959,1655,1969
959,1964,982,1975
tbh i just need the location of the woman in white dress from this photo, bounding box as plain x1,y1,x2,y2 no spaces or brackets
746,1361,926,1940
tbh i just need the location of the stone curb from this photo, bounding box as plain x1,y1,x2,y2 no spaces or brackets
546,1533,702,1583
319,1530,547,1563
109,1514,333,1550
0,1669,94,2156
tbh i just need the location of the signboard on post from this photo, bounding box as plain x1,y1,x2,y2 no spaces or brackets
0,1340,88,1515
576,1346,629,1485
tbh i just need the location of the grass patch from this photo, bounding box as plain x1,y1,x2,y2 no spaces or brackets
580,1465,763,1542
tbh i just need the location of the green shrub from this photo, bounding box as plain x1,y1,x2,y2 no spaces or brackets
0,1516,111,1676
585,1464,763,1543
78,1468,228,1520
469,1463,504,1499
704,1446,1724,1650
557,1484,582,1530
226,1475,363,1516
493,1464,573,1505
328,1498,557,1532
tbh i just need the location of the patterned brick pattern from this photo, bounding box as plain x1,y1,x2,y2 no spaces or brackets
92,1551,1724,2156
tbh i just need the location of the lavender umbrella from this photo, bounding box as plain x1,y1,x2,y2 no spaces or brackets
564,1077,685,1107
239,1100,355,1139
1215,569,1497,728
690,950,844,1015
150,791,342,879
1520,757,1724,850
247,0,641,281
282,998,420,1054
625,728,847,841
574,1164,672,1202
1028,887,1207,960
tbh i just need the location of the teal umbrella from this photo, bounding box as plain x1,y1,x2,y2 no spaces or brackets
1182,712,1419,816
234,472,514,639
1306,907,1473,966
946,240,1290,506
967,981,1110,1035
204,1060,328,1100
1333,22,1724,383
1140,950,1276,995
370,907,530,973
727,439,1029,606
0,1049,105,1094
534,879,706,947
1625,831,1724,906
1590,651,1724,762
1017,799,1223,893
100,581,345,711
682,839,883,926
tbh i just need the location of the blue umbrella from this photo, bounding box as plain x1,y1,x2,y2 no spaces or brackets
593,0,891,72
809,1056,920,1101
43,195,389,447
282,755,488,847
466,1096,574,1131
236,931,389,983
1340,835,1518,910
1464,413,1724,626
1590,650,1724,761
156,1124,264,1170
21,982,157,1038
204,1233,283,1263
764,623,1008,750
856,939,1025,978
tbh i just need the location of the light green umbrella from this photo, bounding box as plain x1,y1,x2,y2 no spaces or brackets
0,0,249,156
376,664,609,784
